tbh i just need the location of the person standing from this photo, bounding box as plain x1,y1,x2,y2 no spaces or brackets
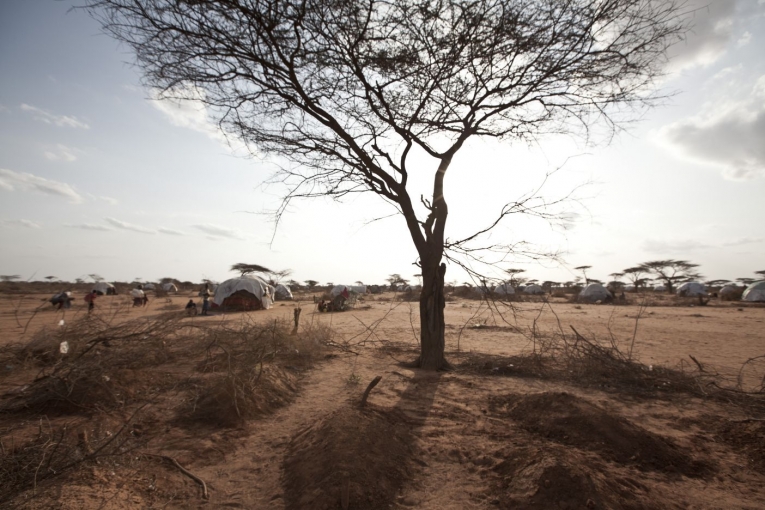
201,284,211,316
85,290,98,313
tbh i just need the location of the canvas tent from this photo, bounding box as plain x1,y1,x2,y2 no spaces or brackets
212,276,273,311
719,285,739,297
162,283,178,293
93,282,116,295
523,284,544,295
676,282,707,297
578,283,613,303
274,284,293,301
143,283,156,290
494,283,515,296
742,281,765,302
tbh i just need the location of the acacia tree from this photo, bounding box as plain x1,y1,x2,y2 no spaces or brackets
87,0,686,369
304,279,319,290
623,266,648,292
230,263,273,277
574,265,592,285
641,260,700,294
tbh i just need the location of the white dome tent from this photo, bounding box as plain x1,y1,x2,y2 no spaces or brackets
274,283,293,300
161,283,178,293
676,282,707,297
719,284,739,297
578,283,613,303
143,283,156,290
742,281,765,302
92,282,116,295
494,283,515,296
523,284,544,295
213,275,273,311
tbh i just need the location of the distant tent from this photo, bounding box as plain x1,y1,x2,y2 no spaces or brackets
742,281,765,302
212,276,273,311
93,282,116,295
350,285,368,295
719,284,738,296
161,283,178,293
494,283,515,296
274,283,293,301
676,282,707,297
578,283,613,303
654,285,666,292
143,283,156,290
50,291,72,305
330,285,355,298
523,284,544,295
130,288,145,299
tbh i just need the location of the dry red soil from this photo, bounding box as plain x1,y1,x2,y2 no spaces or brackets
0,290,763,509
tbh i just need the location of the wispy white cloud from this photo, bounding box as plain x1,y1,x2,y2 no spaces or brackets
104,217,156,234
44,144,82,162
722,237,764,246
66,223,113,231
0,168,83,203
737,31,752,47
158,227,185,236
642,238,711,253
20,104,90,129
657,75,765,180
86,193,119,205
0,219,41,229
192,223,244,239
150,86,224,143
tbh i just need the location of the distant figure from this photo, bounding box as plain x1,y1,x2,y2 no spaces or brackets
201,285,211,315
84,290,98,312
185,299,198,316
131,285,146,307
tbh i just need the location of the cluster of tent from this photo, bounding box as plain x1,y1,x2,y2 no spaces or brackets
206,276,296,311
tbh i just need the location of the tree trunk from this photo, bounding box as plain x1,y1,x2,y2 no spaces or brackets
418,259,448,370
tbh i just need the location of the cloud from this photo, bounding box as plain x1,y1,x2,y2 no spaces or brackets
0,219,41,229
44,144,82,162
158,227,185,236
722,237,765,246
104,217,157,234
99,196,118,205
0,168,83,203
20,104,90,129
642,238,711,253
150,87,224,143
66,223,113,231
192,223,244,239
657,74,765,180
737,31,751,47
667,0,736,72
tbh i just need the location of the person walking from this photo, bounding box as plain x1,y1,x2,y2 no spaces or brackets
201,284,211,316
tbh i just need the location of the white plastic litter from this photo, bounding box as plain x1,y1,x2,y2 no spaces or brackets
59,341,69,354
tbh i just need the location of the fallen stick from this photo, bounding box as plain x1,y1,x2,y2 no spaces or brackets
143,453,209,499
360,376,382,407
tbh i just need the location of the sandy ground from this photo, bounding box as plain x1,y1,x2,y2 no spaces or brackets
1,290,764,509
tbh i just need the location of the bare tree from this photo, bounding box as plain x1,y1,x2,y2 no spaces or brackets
641,260,701,294
87,0,687,369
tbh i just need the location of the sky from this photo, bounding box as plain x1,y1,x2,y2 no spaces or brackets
0,0,764,287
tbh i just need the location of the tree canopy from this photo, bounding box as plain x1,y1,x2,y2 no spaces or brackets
86,0,688,369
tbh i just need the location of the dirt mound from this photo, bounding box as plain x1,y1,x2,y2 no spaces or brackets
489,446,655,510
715,419,765,474
490,392,709,477
283,406,416,510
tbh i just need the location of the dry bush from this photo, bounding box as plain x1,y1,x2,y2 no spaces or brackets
181,319,327,427
0,314,183,414
0,411,145,507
